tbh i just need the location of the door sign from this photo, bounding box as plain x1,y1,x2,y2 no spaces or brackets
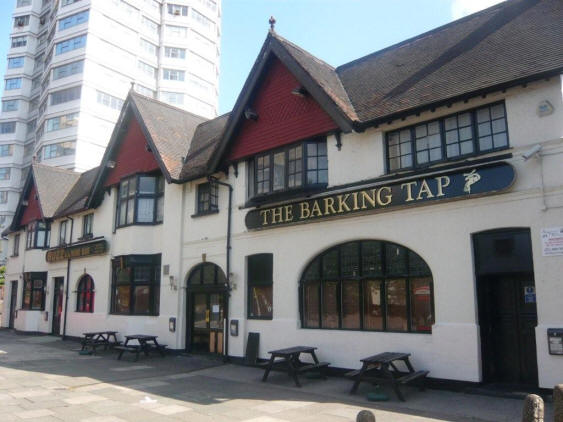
524,286,536,304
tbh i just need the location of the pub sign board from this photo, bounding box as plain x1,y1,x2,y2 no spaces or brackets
46,239,107,262
245,161,515,230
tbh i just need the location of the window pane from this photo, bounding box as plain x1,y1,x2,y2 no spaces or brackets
341,242,359,277
133,286,151,314
193,293,207,328
115,286,130,313
138,176,156,194
23,290,31,308
386,279,407,331
128,177,137,195
385,243,407,275
411,278,433,332
362,241,383,276
136,198,154,222
156,196,164,222
304,281,319,328
321,282,338,328
322,250,339,278
273,152,285,191
342,281,360,329
364,280,383,330
203,263,215,284
127,198,135,223
250,285,272,318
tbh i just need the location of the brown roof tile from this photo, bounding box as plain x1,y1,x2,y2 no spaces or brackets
32,163,80,218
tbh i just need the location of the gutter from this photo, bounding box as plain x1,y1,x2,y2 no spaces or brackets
62,216,73,340
208,175,233,362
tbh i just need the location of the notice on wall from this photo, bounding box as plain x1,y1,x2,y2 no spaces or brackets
541,227,563,256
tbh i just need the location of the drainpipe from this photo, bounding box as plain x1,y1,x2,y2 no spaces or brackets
62,216,73,340
208,175,232,362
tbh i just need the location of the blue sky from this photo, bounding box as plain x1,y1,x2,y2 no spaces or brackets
0,0,502,114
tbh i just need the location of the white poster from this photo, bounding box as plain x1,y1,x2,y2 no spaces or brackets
541,227,563,256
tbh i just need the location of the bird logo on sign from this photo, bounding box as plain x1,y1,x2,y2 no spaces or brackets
463,169,481,194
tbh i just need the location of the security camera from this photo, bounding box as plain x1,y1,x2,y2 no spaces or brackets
522,144,542,161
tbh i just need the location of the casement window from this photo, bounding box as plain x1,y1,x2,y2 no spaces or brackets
52,60,84,80
301,240,434,333
248,138,328,199
12,233,20,257
116,174,164,227
55,34,87,55
0,122,16,134
0,191,8,203
43,141,75,159
164,47,186,59
96,90,124,111
22,273,47,310
50,86,81,105
248,253,273,319
76,275,94,312
2,100,18,112
11,36,26,48
0,145,14,157
196,182,218,215
111,254,161,315
26,221,50,249
0,168,11,180
59,220,67,245
163,68,185,81
82,213,93,238
8,57,24,69
5,78,22,90
58,10,89,30
45,113,79,132
14,15,30,28
386,102,509,173
167,4,188,16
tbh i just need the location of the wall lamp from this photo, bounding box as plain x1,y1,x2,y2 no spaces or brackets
106,160,116,168
244,108,258,121
291,86,308,97
522,144,542,161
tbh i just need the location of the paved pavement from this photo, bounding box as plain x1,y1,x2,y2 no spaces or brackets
0,329,553,421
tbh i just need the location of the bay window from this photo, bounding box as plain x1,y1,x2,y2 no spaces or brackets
116,174,164,227
26,221,50,249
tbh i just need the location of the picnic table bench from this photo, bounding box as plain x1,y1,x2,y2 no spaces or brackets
81,331,120,353
260,346,330,387
115,334,167,361
346,352,429,401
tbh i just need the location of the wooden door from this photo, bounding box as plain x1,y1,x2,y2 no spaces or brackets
52,278,64,336
189,292,225,354
8,281,17,329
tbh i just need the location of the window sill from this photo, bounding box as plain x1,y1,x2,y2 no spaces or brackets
248,316,273,321
10,254,19,258
191,209,219,218
78,234,93,241
115,221,163,229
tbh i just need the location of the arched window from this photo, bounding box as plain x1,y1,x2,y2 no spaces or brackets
300,240,434,333
188,262,226,286
76,275,94,312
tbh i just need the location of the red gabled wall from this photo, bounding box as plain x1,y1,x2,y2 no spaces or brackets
21,185,42,226
104,117,160,187
227,57,338,161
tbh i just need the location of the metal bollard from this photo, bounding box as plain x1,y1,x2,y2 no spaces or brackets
554,384,563,422
356,409,376,422
521,394,544,422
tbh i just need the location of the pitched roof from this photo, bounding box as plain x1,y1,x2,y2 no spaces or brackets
130,92,207,180
337,0,563,124
179,113,230,181
54,166,99,218
32,163,80,218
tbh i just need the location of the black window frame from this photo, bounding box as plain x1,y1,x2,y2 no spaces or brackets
12,233,20,257
386,101,509,173
248,137,328,201
25,221,51,250
247,253,273,320
187,262,227,286
81,213,93,239
110,254,161,316
21,272,46,311
300,240,434,333
76,274,94,312
58,219,67,246
116,173,164,228
195,182,218,216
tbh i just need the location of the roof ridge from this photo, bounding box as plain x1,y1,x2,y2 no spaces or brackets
336,0,511,72
131,91,210,121
272,31,336,70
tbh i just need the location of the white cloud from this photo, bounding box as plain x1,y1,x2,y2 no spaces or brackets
451,0,505,20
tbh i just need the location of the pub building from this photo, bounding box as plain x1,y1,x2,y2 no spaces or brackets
2,0,562,391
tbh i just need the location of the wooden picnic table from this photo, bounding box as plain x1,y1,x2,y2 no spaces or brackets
81,331,119,353
261,346,330,387
346,352,429,401
115,334,167,361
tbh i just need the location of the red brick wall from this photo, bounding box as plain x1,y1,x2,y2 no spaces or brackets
227,57,338,161
104,117,160,187
21,185,42,226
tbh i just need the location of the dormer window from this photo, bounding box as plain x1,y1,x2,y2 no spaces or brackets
116,174,164,228
26,221,50,249
248,138,328,201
